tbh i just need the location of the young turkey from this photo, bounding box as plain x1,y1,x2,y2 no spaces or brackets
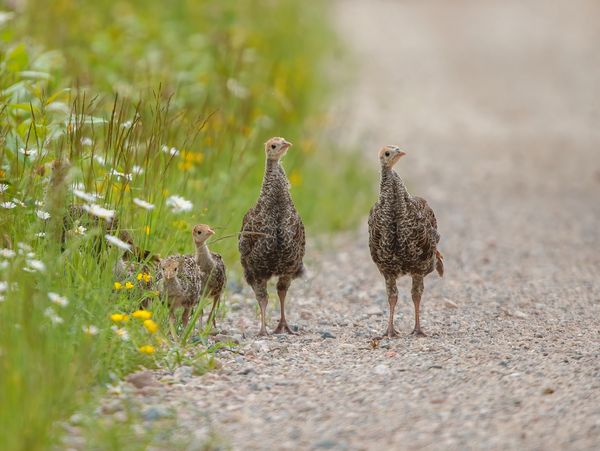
192,224,226,329
368,145,444,337
239,137,305,336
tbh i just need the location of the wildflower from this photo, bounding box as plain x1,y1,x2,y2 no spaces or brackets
35,210,51,220
111,326,129,341
82,325,99,336
19,147,38,158
94,155,106,166
105,234,132,252
34,232,46,238
0,281,7,292
133,198,155,210
143,319,158,334
0,183,8,193
125,281,134,289
178,161,193,171
17,243,31,253
81,137,93,146
144,226,151,236
138,345,155,354
1,202,16,209
73,189,98,203
24,259,46,272
121,120,133,129
137,273,152,283
12,198,25,207
44,307,64,325
73,225,87,235
83,204,115,220
48,292,69,307
132,310,152,320
132,165,144,175
227,78,249,99
34,200,44,207
113,282,123,290
0,261,8,270
0,249,16,258
166,195,193,213
110,313,129,323
161,145,179,156
109,169,133,181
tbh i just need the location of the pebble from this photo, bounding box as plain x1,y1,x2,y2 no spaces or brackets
126,370,159,389
142,406,171,421
320,331,336,339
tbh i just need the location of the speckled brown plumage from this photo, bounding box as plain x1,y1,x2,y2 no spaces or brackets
368,145,444,337
155,255,203,327
193,224,227,329
239,137,305,335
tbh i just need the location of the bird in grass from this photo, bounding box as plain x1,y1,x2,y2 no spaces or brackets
155,228,203,327
368,145,444,337
239,137,305,336
192,224,226,329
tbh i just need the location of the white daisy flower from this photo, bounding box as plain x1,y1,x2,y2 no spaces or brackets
81,137,93,146
35,210,51,220
24,259,46,272
35,232,46,238
19,147,38,158
105,234,132,251
166,195,193,213
48,292,69,307
0,281,7,292
73,225,87,236
34,200,44,207
73,189,99,203
82,325,99,336
82,204,115,220
44,307,64,325
0,249,16,258
0,183,8,193
121,120,133,129
132,165,144,175
12,198,25,207
133,198,155,210
94,155,106,166
227,78,249,99
111,325,129,341
161,145,179,156
17,242,32,252
1,202,16,209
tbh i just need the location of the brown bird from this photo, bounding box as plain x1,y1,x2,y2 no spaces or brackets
239,137,305,336
192,224,226,329
155,228,203,327
368,146,444,337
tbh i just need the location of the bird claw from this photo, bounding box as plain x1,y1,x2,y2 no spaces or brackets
385,329,400,338
411,328,427,337
273,322,297,335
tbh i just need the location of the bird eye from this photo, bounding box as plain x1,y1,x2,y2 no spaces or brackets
271,144,276,149
385,151,390,157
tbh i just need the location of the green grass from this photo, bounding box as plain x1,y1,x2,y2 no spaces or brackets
0,1,373,449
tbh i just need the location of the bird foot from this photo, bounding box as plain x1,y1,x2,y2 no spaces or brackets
385,328,400,338
257,329,269,337
411,328,427,337
273,322,297,335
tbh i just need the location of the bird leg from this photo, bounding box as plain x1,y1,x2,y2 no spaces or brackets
273,277,297,335
385,277,400,338
207,295,219,329
411,275,427,337
251,280,269,336
181,306,191,328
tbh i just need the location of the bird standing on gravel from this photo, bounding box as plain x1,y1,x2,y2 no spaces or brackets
192,224,226,329
155,229,203,328
239,137,305,336
368,146,444,337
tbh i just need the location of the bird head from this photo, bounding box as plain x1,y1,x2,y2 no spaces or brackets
160,258,180,280
265,137,292,161
192,224,215,245
379,145,406,168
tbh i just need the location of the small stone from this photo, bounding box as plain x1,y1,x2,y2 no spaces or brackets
142,406,170,421
543,387,555,395
373,364,391,376
174,365,194,382
314,439,338,449
365,306,383,316
320,331,336,339
101,399,123,414
444,299,458,308
214,334,239,344
253,341,270,353
125,370,159,389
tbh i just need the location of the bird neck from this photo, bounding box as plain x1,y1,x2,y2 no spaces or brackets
381,166,408,205
195,243,214,270
163,276,182,293
260,158,290,201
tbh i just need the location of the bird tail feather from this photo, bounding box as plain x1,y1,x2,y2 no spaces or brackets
435,250,444,277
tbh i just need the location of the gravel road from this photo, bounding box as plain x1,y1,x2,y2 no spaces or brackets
95,1,600,449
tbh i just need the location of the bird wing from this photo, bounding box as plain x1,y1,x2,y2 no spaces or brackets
412,196,438,231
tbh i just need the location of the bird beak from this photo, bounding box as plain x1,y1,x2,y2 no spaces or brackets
397,150,406,157
207,228,215,235
282,140,292,149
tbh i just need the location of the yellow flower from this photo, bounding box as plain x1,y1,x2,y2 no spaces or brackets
132,310,152,320
143,319,159,334
137,273,143,281
137,273,152,283
289,170,302,187
177,161,193,171
114,282,123,290
144,225,151,236
110,313,125,322
125,281,134,289
139,345,155,354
